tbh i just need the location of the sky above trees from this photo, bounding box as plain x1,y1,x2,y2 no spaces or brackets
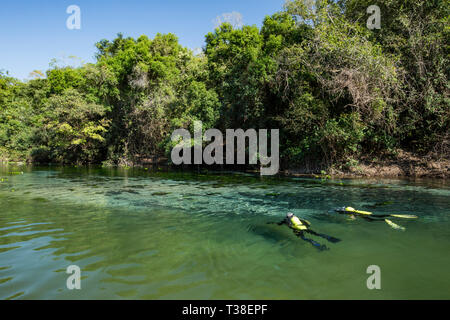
0,0,284,80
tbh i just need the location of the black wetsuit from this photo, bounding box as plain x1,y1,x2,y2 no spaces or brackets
276,216,331,251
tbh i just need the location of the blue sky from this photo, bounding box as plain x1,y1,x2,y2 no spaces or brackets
0,0,285,80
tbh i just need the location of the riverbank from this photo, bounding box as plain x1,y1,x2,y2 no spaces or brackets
1,150,448,179
284,151,449,179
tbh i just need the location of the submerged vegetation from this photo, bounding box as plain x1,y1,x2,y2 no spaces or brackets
0,0,448,174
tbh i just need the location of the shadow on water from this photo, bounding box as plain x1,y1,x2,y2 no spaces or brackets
247,223,293,244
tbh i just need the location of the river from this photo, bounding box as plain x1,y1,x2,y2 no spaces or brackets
0,165,449,299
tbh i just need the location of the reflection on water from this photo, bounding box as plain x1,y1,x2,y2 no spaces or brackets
0,165,449,299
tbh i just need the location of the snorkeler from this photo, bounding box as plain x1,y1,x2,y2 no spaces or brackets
269,213,341,251
334,207,418,231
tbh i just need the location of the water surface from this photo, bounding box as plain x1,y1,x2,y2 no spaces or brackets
0,165,449,299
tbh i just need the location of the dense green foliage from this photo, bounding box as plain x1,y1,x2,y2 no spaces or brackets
1,0,448,170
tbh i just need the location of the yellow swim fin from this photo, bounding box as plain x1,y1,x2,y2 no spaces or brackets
385,219,406,231
345,207,417,219
354,210,373,215
389,214,418,219
345,207,373,215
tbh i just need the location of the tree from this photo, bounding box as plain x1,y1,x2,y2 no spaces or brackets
32,89,109,164
341,0,450,156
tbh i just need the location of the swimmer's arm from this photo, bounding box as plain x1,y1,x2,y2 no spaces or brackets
299,219,311,226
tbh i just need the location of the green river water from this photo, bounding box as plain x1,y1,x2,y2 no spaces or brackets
0,164,449,299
